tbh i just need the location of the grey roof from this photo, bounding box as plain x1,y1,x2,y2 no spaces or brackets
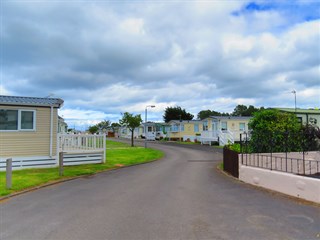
168,120,202,124
208,116,252,120
0,95,64,108
275,108,320,114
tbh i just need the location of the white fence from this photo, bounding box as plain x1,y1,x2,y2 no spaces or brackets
0,134,107,171
58,134,106,164
58,134,105,152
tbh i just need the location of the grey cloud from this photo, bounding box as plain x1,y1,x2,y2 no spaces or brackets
2,1,319,125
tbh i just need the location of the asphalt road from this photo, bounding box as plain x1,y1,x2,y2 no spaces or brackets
1,141,319,240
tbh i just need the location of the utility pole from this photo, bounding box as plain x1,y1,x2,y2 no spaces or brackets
292,90,297,112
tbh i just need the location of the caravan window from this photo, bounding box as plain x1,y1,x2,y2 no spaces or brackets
0,110,18,130
194,124,199,132
221,122,227,131
0,109,36,131
203,121,208,131
239,123,245,131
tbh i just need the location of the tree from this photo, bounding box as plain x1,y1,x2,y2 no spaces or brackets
96,120,110,131
197,109,222,120
163,106,194,123
248,109,301,152
301,125,320,151
110,122,121,132
232,105,262,116
88,125,99,134
119,112,142,147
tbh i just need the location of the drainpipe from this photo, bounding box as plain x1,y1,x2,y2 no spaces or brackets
49,106,53,157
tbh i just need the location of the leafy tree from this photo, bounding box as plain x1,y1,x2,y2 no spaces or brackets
119,112,142,147
88,125,99,134
110,122,121,132
248,109,301,152
300,125,320,151
197,110,222,120
232,105,263,116
96,120,110,131
163,106,194,123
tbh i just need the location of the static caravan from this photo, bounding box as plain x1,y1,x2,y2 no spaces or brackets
0,95,64,170
167,120,203,142
276,108,320,127
201,116,252,145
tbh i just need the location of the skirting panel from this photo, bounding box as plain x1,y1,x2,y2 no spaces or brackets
0,156,57,170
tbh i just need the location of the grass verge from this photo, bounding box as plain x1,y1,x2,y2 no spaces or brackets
0,140,163,197
218,162,224,170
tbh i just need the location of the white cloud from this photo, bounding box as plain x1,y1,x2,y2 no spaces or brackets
2,1,319,126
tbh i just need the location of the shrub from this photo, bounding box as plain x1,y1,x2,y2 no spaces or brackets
249,109,301,152
225,143,241,153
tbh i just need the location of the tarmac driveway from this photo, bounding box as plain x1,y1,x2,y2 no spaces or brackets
1,141,319,240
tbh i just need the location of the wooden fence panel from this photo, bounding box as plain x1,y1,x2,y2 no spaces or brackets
223,147,239,178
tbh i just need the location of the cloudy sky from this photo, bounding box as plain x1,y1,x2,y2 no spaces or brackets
1,0,319,129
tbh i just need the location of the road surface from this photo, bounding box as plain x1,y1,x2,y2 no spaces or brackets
1,141,319,240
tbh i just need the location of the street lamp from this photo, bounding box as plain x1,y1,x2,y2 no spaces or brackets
179,114,182,142
145,105,155,148
291,90,297,112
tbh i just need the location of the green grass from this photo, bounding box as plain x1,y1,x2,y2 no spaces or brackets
0,140,164,197
213,145,224,149
106,139,131,148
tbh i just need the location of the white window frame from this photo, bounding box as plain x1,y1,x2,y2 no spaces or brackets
0,109,36,132
221,122,227,131
194,124,199,132
203,120,208,131
239,122,245,132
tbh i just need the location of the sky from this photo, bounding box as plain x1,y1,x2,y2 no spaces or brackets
1,0,319,130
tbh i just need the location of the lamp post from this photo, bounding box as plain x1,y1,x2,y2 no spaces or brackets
291,90,297,112
179,114,182,142
145,105,155,148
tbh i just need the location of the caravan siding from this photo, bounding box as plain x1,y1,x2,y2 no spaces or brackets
0,106,58,157
220,119,250,141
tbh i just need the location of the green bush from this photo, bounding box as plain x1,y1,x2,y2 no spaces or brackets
249,109,301,152
225,143,241,153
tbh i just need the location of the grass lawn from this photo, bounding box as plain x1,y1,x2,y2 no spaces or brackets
106,139,131,148
0,140,163,197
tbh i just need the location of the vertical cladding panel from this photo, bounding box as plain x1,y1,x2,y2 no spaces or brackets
0,106,59,157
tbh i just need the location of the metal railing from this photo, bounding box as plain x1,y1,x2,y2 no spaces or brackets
240,130,320,177
241,152,320,176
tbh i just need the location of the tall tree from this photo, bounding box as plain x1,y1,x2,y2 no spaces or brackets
88,125,99,134
197,109,222,120
119,112,142,147
96,120,110,131
232,105,262,116
163,106,194,123
110,122,121,132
